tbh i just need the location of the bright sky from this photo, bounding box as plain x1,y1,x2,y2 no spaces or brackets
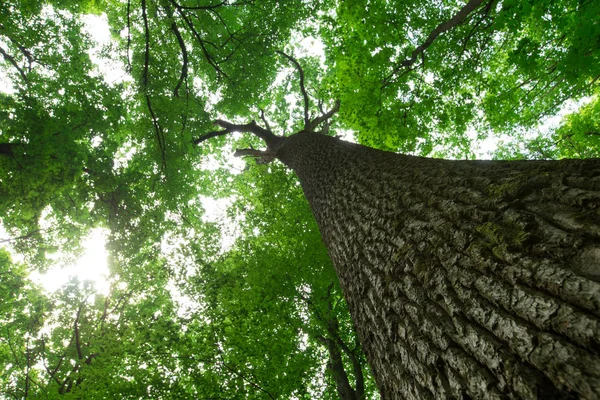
30,228,111,293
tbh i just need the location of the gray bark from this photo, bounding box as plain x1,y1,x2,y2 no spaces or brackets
276,131,600,399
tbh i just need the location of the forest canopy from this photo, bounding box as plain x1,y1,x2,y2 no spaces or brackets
1,0,598,398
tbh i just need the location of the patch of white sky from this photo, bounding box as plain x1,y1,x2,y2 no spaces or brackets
81,13,132,85
402,71,589,159
472,98,592,159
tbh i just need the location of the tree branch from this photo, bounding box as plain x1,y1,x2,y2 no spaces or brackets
74,304,84,360
233,148,276,163
233,148,265,157
307,100,341,132
275,52,340,132
126,0,132,72
259,109,272,132
172,0,226,10
317,334,357,400
383,0,486,86
141,0,151,88
169,0,229,79
276,50,310,129
141,0,167,171
168,12,188,97
0,44,28,82
194,120,282,148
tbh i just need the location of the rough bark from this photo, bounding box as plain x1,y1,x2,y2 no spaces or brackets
276,131,600,400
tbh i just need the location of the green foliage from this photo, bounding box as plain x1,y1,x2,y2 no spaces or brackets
321,0,600,157
493,96,600,160
1,0,598,398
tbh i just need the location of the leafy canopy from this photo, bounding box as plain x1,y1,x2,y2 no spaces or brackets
0,0,598,398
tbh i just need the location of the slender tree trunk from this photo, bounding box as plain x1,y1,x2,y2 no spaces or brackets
276,132,600,399
319,334,359,400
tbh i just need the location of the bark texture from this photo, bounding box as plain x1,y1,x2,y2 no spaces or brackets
276,132,600,400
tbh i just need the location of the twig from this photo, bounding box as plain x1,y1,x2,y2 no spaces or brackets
169,0,229,79
126,0,132,72
165,4,188,97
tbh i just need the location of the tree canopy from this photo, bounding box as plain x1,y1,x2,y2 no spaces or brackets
1,0,598,398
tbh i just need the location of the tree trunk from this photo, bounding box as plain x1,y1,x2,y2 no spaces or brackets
276,131,600,400
319,334,359,400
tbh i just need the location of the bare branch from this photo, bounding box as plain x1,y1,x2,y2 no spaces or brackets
259,109,272,132
383,0,486,86
193,127,231,144
126,0,132,72
307,99,341,133
233,148,276,164
141,0,151,88
276,51,310,129
194,120,282,148
141,0,167,171
0,228,43,244
74,304,84,360
233,148,263,157
172,0,226,10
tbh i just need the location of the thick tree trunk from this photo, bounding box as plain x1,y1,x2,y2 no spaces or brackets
276,132,600,400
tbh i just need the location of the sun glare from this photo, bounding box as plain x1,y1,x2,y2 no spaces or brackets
31,228,110,294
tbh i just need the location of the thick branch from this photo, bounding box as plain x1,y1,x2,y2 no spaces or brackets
234,148,276,164
194,120,282,148
74,305,84,360
384,0,486,86
233,148,266,157
317,335,357,400
333,330,365,399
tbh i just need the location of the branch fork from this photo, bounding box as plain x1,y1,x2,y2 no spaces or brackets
194,51,340,164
